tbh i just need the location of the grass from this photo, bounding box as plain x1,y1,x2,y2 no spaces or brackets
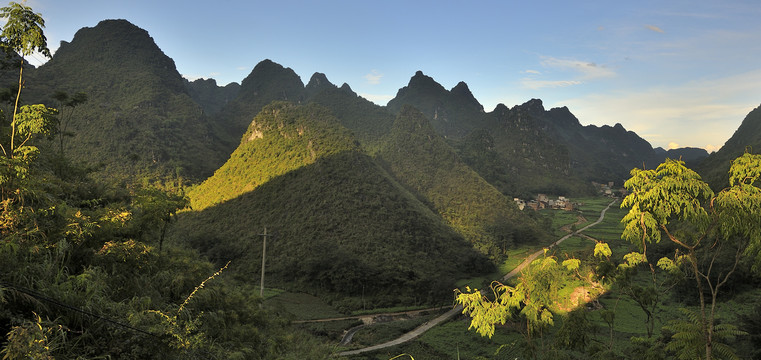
261,287,285,299
296,319,362,342
547,210,585,236
265,292,346,320
576,196,617,214
553,235,594,255
455,244,539,290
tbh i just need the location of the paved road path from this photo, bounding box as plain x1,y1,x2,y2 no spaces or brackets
338,200,618,356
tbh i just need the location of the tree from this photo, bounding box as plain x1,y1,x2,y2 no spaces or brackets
614,250,683,338
132,187,189,252
51,90,87,157
0,2,56,209
456,254,571,359
0,1,51,158
620,153,761,360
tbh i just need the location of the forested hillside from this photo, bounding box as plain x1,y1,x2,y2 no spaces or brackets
22,19,228,182
176,102,490,309
378,105,547,258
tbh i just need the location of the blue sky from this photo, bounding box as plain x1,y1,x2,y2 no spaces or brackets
18,0,761,152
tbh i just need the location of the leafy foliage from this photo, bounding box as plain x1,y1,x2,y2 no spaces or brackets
663,308,746,360
621,154,761,359
0,2,50,59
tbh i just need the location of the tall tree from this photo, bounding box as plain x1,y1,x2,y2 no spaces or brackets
51,90,87,157
0,2,55,235
620,153,761,360
0,1,51,158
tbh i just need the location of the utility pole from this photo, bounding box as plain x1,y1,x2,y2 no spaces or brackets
259,227,271,298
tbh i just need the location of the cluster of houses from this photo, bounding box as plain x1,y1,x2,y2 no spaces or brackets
592,181,626,198
514,194,576,211
513,181,626,211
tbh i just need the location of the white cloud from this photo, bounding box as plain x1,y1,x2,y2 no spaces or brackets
521,79,582,89
560,69,761,150
667,142,680,150
358,93,394,106
364,70,383,85
519,56,615,90
645,25,665,33
540,56,616,79
704,144,720,153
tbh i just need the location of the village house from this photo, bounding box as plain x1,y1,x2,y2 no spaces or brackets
515,194,575,211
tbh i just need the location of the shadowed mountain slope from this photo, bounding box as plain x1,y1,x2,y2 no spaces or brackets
387,71,485,139
176,102,490,307
378,105,549,258
698,104,761,189
386,72,666,195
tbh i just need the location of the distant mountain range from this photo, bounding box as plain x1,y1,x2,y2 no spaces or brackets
7,19,756,302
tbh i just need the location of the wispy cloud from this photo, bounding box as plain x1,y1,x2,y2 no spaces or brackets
645,24,665,33
519,56,614,89
364,70,383,85
540,56,616,79
521,79,581,90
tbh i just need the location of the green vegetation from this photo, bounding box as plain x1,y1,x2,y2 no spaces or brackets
446,154,761,360
378,105,549,260
188,101,359,210
21,19,228,183
177,102,491,311
2,6,761,359
0,6,330,358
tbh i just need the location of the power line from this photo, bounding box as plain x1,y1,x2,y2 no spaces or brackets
0,280,159,338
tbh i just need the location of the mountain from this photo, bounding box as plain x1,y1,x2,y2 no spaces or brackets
386,72,665,194
468,101,590,196
377,105,548,258
184,78,240,115
387,71,485,138
654,146,709,165
18,19,227,182
176,102,489,307
209,59,308,155
698,104,761,188
188,101,359,210
306,73,395,151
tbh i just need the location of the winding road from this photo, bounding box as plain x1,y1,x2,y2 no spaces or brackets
338,199,617,356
